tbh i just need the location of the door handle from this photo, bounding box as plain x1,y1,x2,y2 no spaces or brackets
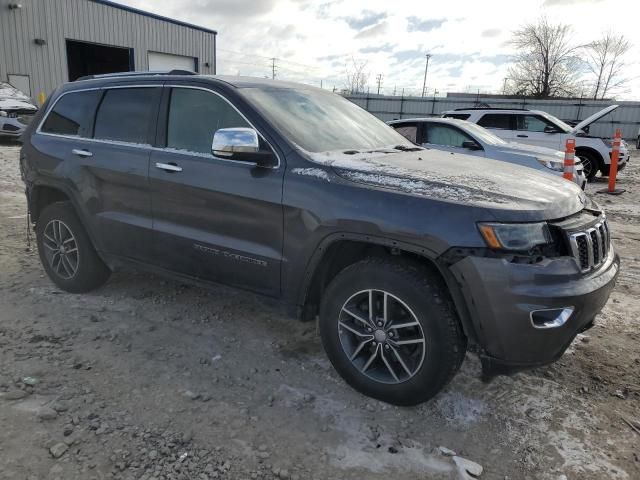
72,148,93,157
516,134,529,138
155,162,183,172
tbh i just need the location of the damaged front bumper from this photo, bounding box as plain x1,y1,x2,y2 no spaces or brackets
449,246,619,378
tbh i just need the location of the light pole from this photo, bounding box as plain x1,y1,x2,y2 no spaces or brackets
421,53,431,97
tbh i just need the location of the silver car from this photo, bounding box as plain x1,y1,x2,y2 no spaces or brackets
389,117,587,189
0,82,38,140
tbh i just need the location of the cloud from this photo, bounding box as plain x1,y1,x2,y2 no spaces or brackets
359,43,395,54
543,0,603,5
176,0,277,18
342,10,387,30
481,28,502,38
354,21,389,39
406,17,446,32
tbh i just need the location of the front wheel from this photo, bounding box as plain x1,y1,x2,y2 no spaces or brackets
576,151,600,180
319,258,466,406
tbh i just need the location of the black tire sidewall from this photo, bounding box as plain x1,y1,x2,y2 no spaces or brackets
578,152,599,180
36,202,110,293
319,260,464,406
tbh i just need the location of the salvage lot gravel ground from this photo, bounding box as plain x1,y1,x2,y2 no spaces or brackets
0,142,638,480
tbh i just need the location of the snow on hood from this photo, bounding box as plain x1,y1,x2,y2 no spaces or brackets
496,141,564,161
0,98,37,112
306,147,586,219
571,105,618,134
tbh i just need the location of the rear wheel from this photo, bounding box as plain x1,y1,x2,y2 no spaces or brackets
636,136,640,150
319,258,466,406
36,202,111,293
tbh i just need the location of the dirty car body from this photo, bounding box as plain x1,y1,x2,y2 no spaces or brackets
20,73,619,404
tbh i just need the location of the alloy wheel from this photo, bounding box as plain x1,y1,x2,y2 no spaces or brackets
42,220,79,280
337,289,426,384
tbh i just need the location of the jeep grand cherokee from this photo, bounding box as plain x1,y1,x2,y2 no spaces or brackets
20,72,619,405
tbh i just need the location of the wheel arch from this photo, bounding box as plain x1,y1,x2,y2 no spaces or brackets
297,233,478,345
29,184,72,223
575,145,604,167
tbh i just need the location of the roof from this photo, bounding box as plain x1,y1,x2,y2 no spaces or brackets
90,0,217,35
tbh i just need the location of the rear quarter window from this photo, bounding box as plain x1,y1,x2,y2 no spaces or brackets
442,113,470,120
40,90,101,137
477,113,513,130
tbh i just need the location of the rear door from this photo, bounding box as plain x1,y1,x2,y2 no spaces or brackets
148,85,284,296
35,85,160,262
476,113,516,142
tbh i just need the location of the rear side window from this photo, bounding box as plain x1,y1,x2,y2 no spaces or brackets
442,113,470,120
477,113,512,130
167,88,250,154
40,90,101,137
94,88,157,144
393,124,418,143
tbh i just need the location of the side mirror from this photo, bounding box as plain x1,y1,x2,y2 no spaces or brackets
462,140,482,151
544,125,558,134
212,127,277,167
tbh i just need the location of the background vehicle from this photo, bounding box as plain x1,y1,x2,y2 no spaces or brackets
20,72,619,405
0,82,38,140
388,117,587,189
442,106,629,180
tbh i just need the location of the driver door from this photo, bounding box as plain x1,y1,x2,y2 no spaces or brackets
148,85,284,296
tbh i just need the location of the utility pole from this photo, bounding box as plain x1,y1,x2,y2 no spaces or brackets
375,74,383,95
270,58,277,79
421,53,431,97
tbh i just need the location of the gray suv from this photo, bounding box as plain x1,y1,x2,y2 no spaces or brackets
20,72,619,405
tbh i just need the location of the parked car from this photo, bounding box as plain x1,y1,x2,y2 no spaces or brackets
388,117,587,189
20,72,619,405
0,82,38,140
442,106,629,180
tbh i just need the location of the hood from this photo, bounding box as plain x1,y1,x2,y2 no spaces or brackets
495,141,564,161
307,148,586,221
571,105,618,134
0,98,37,112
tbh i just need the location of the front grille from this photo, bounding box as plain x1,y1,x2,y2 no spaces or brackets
568,219,610,273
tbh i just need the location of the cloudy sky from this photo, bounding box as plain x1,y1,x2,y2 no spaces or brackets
116,0,639,98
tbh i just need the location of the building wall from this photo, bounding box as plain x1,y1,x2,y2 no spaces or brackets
0,0,216,102
345,93,640,140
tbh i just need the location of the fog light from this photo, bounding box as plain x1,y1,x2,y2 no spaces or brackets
530,307,574,329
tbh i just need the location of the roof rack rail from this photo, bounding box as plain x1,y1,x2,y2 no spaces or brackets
453,107,530,111
74,70,197,82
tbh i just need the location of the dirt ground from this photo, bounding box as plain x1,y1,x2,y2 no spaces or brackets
0,142,638,480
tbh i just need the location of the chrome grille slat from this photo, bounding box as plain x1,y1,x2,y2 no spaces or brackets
567,218,610,273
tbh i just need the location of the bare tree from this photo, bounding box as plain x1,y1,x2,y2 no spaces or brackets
506,17,582,98
585,32,631,99
344,56,370,94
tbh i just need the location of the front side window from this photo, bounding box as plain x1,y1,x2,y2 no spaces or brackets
516,115,556,132
425,124,474,148
393,124,418,143
167,88,250,154
94,88,157,144
477,113,512,130
40,90,101,137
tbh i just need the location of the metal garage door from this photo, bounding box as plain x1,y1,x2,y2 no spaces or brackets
148,52,196,72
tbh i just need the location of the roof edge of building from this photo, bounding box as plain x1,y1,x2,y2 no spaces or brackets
90,0,217,35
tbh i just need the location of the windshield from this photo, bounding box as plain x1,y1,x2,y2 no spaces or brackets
457,121,507,145
538,111,572,133
240,87,413,153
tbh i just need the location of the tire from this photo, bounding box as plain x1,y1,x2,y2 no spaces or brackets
36,201,111,293
576,151,600,180
636,136,640,150
319,257,466,406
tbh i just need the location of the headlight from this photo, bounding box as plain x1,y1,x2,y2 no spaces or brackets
537,158,564,171
478,222,552,251
0,111,7,118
